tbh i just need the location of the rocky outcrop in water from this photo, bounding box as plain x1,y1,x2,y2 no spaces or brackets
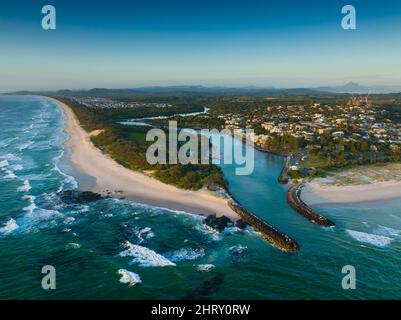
60,190,104,204
235,219,249,230
203,215,233,232
203,214,249,233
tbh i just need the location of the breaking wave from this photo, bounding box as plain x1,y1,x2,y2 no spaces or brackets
0,137,18,149
17,141,34,151
11,164,23,171
17,180,31,192
117,269,142,286
21,207,73,233
0,160,17,179
346,229,393,248
66,243,81,249
0,153,21,162
197,264,215,272
163,247,205,262
0,218,19,235
229,244,248,254
194,224,222,242
0,160,14,180
222,226,240,235
53,151,78,189
135,227,154,243
119,241,175,267
0,160,8,168
373,225,401,238
22,195,37,214
3,169,17,179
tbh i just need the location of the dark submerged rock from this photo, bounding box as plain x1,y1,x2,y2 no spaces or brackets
235,219,249,230
184,273,224,299
60,190,103,204
203,215,233,232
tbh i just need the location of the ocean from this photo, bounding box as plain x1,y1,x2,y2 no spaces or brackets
1,95,401,299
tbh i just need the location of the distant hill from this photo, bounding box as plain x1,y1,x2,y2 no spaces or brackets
315,82,401,94
7,83,400,97
7,86,333,98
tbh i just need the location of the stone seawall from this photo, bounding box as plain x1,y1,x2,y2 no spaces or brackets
228,201,299,253
287,183,335,227
278,155,291,184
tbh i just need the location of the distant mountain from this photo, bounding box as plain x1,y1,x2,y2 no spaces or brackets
7,86,331,97
315,82,401,94
6,83,401,97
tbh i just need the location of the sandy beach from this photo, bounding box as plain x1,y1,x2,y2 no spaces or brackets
49,97,239,220
302,180,401,206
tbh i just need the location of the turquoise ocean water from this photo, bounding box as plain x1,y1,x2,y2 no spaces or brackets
1,95,401,299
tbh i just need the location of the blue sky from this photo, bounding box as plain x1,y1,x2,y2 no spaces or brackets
1,0,401,91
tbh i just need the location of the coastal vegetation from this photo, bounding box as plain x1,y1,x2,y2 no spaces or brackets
56,97,227,191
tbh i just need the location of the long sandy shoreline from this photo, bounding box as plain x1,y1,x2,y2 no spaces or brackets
301,180,401,206
49,97,239,220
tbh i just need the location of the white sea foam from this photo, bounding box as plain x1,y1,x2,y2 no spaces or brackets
72,205,90,214
17,180,31,192
0,153,21,161
22,195,37,214
0,137,18,149
136,227,155,243
229,245,248,254
3,169,16,179
197,264,215,272
117,269,142,286
23,207,69,232
222,226,240,235
0,160,8,168
373,225,401,238
11,164,23,171
164,248,205,262
131,201,203,220
53,156,78,189
119,241,176,267
65,217,75,223
195,224,222,242
17,141,34,151
323,225,336,232
66,243,81,249
0,218,19,235
346,229,393,247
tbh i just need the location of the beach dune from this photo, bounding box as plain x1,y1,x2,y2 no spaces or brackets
51,98,239,220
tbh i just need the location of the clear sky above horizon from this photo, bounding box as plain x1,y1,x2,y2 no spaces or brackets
1,0,401,91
